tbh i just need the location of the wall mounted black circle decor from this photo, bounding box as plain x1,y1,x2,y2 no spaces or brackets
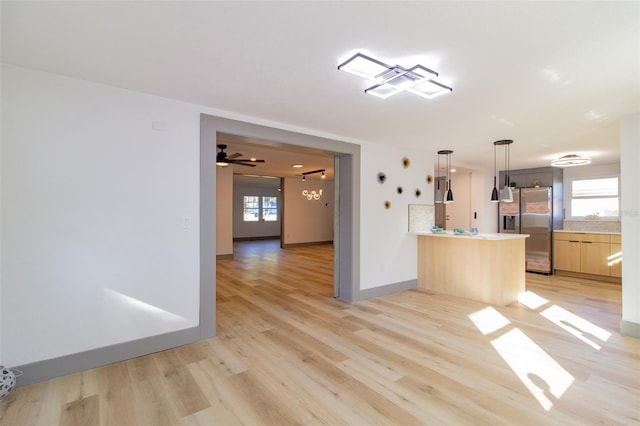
415,189,421,197
402,157,410,168
397,186,403,194
378,172,387,184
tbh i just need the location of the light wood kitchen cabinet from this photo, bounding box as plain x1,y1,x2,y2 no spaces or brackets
580,238,611,275
610,234,622,278
554,239,581,272
554,232,619,278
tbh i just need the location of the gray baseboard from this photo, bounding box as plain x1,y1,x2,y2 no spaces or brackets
620,320,640,339
216,253,233,260
354,279,417,302
282,240,333,249
14,326,209,387
233,236,280,242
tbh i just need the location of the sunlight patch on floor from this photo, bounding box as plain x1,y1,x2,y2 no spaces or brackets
540,305,611,349
491,328,575,410
468,306,511,335
518,291,549,310
469,288,614,410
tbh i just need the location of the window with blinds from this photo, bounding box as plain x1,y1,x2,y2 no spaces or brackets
570,177,619,218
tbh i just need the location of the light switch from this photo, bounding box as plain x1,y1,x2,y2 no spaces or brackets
183,216,192,229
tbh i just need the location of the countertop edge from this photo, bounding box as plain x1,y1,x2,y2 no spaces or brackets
554,230,621,235
414,232,529,240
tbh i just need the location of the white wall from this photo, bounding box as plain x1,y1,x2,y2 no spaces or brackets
1,64,201,366
447,172,472,230
233,183,282,239
620,114,640,333
471,168,499,233
282,177,334,244
216,165,233,255
360,144,435,290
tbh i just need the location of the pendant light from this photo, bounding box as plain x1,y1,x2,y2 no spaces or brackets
435,152,443,203
438,150,454,204
490,141,499,202
494,139,514,202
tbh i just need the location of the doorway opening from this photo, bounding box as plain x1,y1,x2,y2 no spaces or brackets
200,113,361,339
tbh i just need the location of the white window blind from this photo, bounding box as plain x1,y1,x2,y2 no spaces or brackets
570,177,619,218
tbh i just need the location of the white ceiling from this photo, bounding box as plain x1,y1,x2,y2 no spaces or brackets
2,1,638,173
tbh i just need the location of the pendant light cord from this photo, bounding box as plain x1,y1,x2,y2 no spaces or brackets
493,143,497,186
504,143,509,187
507,141,510,187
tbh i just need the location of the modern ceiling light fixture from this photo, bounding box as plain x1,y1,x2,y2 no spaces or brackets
301,169,326,200
551,154,592,167
494,139,514,202
338,52,452,99
437,150,454,204
435,152,443,203
490,141,500,202
301,168,326,179
445,150,454,203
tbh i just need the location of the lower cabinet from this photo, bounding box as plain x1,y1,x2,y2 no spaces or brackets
580,240,611,276
554,232,620,278
610,235,622,278
554,240,580,271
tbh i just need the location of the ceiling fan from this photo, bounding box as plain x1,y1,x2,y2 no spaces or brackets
216,144,265,167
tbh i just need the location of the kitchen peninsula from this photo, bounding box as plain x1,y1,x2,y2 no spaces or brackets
417,232,529,306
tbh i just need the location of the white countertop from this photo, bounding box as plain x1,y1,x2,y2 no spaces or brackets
554,230,621,235
415,232,529,240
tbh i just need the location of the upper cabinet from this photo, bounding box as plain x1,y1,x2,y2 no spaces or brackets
499,166,563,188
500,166,564,231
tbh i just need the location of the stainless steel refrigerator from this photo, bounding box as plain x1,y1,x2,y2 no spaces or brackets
499,187,553,274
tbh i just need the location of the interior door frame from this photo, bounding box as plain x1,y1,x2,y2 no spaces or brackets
201,114,361,339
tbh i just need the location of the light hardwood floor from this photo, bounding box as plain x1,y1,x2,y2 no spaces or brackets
1,240,638,425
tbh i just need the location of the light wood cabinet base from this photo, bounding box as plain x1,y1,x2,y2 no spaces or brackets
555,269,621,283
418,235,526,306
